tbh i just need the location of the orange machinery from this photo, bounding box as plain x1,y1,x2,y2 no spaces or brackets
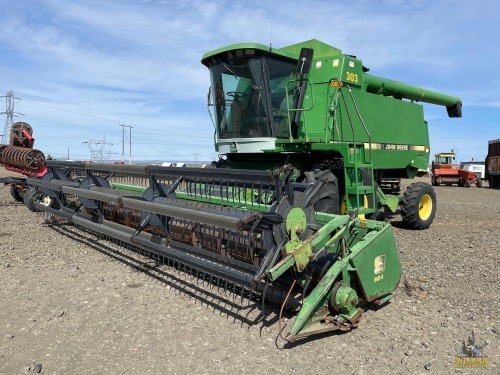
431,152,481,187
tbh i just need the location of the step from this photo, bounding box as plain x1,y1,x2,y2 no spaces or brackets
345,186,375,194
345,163,373,169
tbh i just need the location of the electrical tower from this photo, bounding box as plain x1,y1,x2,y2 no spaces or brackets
82,135,114,163
1,91,22,144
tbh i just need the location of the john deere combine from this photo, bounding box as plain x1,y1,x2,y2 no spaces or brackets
25,39,461,341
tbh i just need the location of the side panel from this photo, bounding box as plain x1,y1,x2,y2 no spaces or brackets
488,140,500,158
349,224,401,302
336,89,430,171
488,156,500,175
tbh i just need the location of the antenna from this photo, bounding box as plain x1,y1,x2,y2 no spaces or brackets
268,8,273,51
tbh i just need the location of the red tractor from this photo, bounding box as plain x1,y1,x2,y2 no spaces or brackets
431,152,481,187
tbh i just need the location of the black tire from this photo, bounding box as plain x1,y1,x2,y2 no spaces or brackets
476,179,482,188
23,187,39,212
431,176,439,186
10,185,24,202
303,169,340,214
489,176,498,188
23,188,56,212
400,182,436,230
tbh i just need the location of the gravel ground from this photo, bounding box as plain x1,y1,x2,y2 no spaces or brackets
0,168,498,375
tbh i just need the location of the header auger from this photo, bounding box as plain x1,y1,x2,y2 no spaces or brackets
21,39,461,342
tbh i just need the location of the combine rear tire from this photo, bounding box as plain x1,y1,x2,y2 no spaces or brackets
400,182,436,230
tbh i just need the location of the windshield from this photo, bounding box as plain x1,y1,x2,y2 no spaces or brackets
210,57,295,139
436,156,453,164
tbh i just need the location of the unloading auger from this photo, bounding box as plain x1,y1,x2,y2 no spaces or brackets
28,161,400,341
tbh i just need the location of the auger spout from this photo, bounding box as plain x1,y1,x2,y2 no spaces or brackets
364,74,462,117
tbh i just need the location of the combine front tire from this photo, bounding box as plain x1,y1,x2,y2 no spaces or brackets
400,182,436,230
303,169,341,214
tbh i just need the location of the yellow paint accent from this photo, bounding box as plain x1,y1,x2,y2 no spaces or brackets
341,195,368,219
419,194,433,220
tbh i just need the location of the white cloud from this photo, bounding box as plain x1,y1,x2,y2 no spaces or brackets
0,0,498,162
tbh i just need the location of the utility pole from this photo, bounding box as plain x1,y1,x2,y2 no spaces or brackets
120,124,125,162
1,91,22,145
119,124,133,164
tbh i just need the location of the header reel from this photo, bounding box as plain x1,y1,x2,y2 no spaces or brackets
28,161,400,341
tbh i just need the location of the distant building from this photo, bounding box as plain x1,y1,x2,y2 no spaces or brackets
460,161,485,179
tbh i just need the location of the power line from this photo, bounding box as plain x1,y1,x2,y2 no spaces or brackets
22,98,124,125
20,96,212,138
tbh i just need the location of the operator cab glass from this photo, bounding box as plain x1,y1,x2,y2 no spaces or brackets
209,56,295,140
435,154,455,164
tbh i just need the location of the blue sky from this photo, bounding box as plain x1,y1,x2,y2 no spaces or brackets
0,0,498,162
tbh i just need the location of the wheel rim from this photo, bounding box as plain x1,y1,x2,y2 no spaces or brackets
419,194,432,220
341,195,369,218
40,195,52,207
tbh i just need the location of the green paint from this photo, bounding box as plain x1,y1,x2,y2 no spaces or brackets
287,221,400,339
110,183,146,193
201,39,461,216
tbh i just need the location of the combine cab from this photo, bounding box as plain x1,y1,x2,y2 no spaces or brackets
431,152,481,187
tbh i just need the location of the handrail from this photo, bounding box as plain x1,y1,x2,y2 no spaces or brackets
343,84,373,164
285,78,314,141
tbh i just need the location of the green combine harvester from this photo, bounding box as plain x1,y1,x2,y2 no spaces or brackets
26,39,461,342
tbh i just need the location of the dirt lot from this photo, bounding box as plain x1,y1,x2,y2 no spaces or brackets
0,168,498,375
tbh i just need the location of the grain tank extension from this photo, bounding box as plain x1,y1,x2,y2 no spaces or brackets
202,39,462,229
